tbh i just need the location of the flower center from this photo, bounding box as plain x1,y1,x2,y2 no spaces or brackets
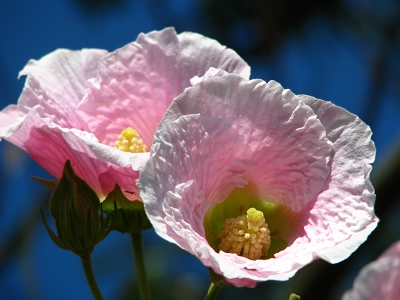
218,207,271,260
115,127,147,153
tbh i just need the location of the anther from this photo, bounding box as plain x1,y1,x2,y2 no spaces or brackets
115,127,147,153
217,208,271,260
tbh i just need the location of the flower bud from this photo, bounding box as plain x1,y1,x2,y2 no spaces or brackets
40,160,114,256
289,293,301,300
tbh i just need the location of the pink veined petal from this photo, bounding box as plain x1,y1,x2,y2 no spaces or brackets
18,48,108,129
342,241,400,300
140,114,253,245
21,110,145,200
78,27,250,148
160,74,332,211
81,135,149,200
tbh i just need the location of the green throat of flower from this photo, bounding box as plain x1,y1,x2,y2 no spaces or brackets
218,208,271,260
115,127,147,153
204,184,302,260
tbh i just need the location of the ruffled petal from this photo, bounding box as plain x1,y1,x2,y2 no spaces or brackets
189,67,231,86
139,114,253,246
18,48,108,129
0,104,27,148
78,27,250,148
296,95,377,263
20,110,146,200
160,75,332,211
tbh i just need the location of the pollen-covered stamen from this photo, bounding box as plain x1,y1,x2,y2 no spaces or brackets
115,127,147,153
218,208,271,260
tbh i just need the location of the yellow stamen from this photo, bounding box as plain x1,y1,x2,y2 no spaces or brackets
217,208,271,260
115,127,147,153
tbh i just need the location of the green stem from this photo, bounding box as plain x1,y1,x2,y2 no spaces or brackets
130,231,151,300
80,253,104,300
204,283,222,300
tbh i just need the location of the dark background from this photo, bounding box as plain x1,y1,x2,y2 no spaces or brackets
1,0,400,299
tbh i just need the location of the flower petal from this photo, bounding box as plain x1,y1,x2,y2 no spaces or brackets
140,114,253,245
380,241,400,259
342,241,400,300
190,67,231,86
78,28,250,148
297,95,377,263
18,48,108,129
160,75,332,211
20,110,146,200
0,105,27,148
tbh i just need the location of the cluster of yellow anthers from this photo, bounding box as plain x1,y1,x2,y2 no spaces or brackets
218,208,271,260
115,127,147,153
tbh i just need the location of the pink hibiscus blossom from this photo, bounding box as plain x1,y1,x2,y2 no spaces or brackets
139,73,377,287
342,241,400,300
0,28,250,201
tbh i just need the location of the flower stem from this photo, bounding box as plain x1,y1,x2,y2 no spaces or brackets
80,253,104,300
130,231,151,300
204,283,222,300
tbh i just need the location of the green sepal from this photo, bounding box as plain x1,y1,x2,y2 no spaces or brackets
39,209,70,251
208,268,231,286
102,184,152,233
32,176,59,190
41,160,115,257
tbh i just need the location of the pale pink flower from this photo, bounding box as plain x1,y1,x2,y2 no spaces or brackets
342,241,400,300
139,74,377,287
0,28,250,201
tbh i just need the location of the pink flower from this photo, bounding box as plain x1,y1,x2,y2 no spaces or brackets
342,241,400,300
139,74,377,287
0,28,250,201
